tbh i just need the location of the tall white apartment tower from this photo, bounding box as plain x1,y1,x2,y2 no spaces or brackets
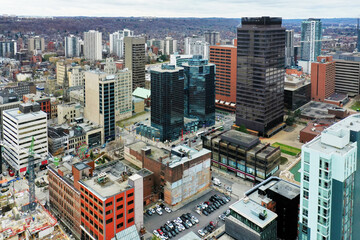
184,36,209,59
84,30,102,61
109,29,134,58
2,103,48,174
299,114,360,240
65,35,80,58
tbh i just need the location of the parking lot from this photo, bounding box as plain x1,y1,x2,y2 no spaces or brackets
144,189,238,239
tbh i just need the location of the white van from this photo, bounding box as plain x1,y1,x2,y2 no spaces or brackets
212,178,221,187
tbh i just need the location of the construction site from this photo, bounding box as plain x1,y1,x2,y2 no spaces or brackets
0,190,69,240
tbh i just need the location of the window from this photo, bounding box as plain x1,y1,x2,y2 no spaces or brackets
106,218,113,224
117,205,123,210
99,228,103,234
105,201,113,207
128,208,134,214
127,200,134,205
117,197,123,202
127,192,134,198
128,217,134,223
106,210,113,215
117,222,124,228
117,213,123,219
304,173,309,182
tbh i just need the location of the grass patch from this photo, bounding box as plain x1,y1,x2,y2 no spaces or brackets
280,156,288,165
272,142,301,156
116,111,148,127
350,101,360,111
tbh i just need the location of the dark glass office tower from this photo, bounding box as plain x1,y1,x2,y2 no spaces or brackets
236,17,285,136
151,64,184,141
183,55,216,127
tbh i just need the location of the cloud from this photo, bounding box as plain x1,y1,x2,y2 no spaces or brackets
1,0,359,18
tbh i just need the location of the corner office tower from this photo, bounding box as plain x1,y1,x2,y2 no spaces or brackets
236,17,285,136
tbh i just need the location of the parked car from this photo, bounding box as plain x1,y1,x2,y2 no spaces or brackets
1,188,8,193
157,229,163,235
202,209,209,216
183,222,190,229
219,214,226,221
164,207,172,213
191,216,199,223
156,208,163,215
2,172,7,176
153,230,160,237
146,209,153,216
186,220,192,227
198,229,205,237
166,221,174,229
226,186,232,193
210,221,216,227
151,208,156,214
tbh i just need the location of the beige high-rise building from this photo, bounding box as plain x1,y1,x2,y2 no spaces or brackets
84,30,102,61
28,36,45,53
56,61,67,86
124,36,145,90
68,66,85,87
57,102,82,124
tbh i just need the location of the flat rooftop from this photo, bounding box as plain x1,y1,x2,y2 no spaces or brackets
80,172,132,200
304,114,360,155
162,144,211,168
299,101,340,119
325,92,348,102
127,141,169,162
4,107,47,121
230,198,277,229
268,180,300,200
301,120,335,136
221,130,260,149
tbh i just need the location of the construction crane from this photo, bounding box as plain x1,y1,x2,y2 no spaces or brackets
0,138,54,212
28,137,36,211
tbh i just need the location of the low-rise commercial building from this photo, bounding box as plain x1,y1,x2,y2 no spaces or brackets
124,142,211,206
299,119,335,143
226,198,277,240
284,74,311,110
244,177,300,240
203,130,281,181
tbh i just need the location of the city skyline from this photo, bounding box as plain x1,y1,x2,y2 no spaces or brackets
2,0,360,19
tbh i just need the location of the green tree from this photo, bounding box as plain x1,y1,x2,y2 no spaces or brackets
286,117,295,126
236,124,248,133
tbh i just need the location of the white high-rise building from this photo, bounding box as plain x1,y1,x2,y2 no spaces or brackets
65,35,80,58
2,103,48,174
300,18,322,62
109,29,134,58
299,114,360,240
164,37,177,55
184,36,210,59
84,30,102,61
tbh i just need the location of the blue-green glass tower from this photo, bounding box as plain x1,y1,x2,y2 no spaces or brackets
183,55,215,127
150,64,184,141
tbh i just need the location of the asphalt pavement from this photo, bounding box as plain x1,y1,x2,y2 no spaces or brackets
144,189,238,240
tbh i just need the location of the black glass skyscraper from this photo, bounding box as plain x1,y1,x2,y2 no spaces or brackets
183,55,215,127
150,64,184,141
236,17,285,136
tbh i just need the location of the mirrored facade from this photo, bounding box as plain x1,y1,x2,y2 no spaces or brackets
183,55,216,127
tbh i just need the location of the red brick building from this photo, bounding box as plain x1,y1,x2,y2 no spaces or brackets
48,160,143,240
124,142,211,206
210,41,237,112
48,160,95,239
79,171,143,240
311,56,335,102
299,120,335,143
23,94,51,119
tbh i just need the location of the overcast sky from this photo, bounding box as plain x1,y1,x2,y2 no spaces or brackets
2,0,360,19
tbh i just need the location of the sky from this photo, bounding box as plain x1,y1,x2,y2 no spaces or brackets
2,0,360,19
